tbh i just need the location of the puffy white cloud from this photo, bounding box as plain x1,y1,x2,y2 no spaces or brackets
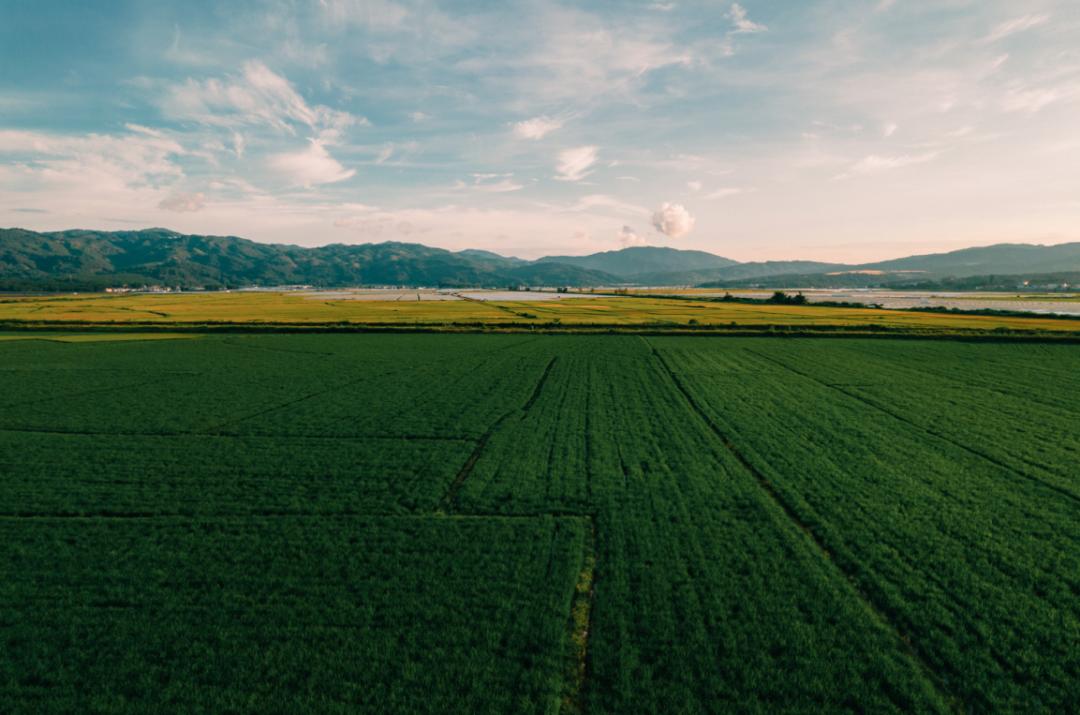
983,14,1049,44
269,140,355,187
555,145,598,181
158,191,206,212
883,122,898,137
617,225,645,247
513,115,564,140
729,3,767,34
651,202,695,238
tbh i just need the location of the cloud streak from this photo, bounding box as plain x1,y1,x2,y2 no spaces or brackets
555,146,598,182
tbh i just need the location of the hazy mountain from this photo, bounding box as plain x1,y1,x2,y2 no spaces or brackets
699,243,1080,289
862,242,1080,276
635,260,846,286
4,228,1080,291
536,246,736,278
0,228,616,290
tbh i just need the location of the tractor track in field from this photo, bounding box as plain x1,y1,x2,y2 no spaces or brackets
199,374,374,434
644,337,958,713
523,358,558,413
439,357,559,512
438,412,516,512
746,348,1080,509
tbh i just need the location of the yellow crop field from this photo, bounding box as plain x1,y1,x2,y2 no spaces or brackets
0,332,201,342
1,292,1079,333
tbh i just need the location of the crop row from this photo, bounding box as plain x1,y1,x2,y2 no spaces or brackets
653,337,1080,710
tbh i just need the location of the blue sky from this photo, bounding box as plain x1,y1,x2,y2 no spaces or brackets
1,1,1078,260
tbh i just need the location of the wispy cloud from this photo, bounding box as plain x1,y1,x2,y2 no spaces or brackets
457,173,524,193
982,14,1049,44
728,3,767,34
705,187,745,200
835,152,939,180
555,145,598,182
161,61,364,142
512,115,565,140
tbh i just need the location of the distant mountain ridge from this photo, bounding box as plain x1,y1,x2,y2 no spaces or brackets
0,228,618,290
2,227,1079,290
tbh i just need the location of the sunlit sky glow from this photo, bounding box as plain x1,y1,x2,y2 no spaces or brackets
2,1,1079,260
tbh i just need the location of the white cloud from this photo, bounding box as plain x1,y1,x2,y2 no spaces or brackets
728,3,767,34
158,191,206,212
983,14,1049,44
513,115,565,140
651,202,695,238
409,111,430,122
269,140,355,187
618,225,645,246
0,128,185,189
883,122,898,137
162,61,363,141
836,152,939,179
469,6,692,106
555,145,598,182
687,180,702,192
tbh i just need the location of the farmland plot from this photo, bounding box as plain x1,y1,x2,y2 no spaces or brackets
0,333,1077,713
0,516,583,713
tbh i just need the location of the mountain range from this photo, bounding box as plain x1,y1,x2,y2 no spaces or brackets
2,227,1079,291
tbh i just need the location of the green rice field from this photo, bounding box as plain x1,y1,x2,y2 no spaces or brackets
0,333,1077,713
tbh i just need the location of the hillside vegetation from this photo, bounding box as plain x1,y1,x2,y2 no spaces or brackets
3,227,1080,290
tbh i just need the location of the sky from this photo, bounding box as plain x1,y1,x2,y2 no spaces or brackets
1,1,1079,261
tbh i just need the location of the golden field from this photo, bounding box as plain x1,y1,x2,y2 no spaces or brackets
2,291,1079,332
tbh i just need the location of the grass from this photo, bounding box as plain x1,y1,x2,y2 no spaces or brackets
2,291,1080,333
0,333,1076,712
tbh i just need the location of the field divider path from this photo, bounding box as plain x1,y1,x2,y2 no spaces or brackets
559,515,596,715
454,293,537,321
643,337,958,712
438,357,559,512
745,348,1080,507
